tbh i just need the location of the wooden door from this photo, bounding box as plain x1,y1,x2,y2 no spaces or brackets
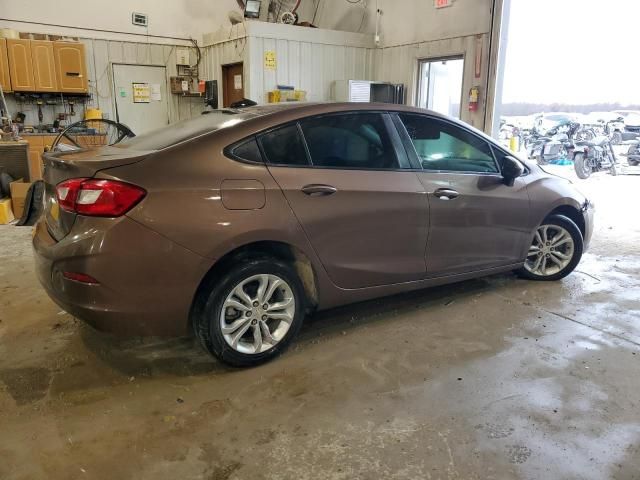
0,39,11,93
31,40,58,92
53,42,88,93
222,63,244,107
7,39,35,92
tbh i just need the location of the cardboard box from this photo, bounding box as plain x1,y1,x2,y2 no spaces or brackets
0,198,14,224
9,179,31,220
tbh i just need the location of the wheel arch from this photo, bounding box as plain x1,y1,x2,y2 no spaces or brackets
545,205,585,238
189,240,319,331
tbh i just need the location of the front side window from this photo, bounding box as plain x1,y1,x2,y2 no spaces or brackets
259,124,309,166
299,113,400,170
399,114,498,173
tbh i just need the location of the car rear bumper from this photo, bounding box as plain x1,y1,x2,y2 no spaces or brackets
33,215,211,336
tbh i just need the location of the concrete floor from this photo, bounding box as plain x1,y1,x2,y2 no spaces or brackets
1,168,639,480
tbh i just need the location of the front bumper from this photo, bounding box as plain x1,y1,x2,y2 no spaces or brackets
33,216,211,336
582,199,595,251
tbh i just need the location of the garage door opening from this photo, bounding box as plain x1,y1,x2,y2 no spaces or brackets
416,57,464,119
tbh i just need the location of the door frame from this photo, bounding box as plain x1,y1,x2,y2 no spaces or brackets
221,62,244,108
110,62,170,128
414,54,466,116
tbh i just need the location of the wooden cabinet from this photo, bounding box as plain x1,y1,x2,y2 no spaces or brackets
23,135,46,181
31,40,58,92
53,42,88,93
7,39,35,92
0,39,11,93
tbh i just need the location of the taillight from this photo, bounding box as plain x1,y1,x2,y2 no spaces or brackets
56,178,146,217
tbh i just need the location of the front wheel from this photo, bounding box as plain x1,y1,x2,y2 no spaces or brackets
573,153,592,179
516,214,583,281
193,257,306,367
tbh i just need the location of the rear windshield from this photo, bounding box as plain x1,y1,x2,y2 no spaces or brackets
115,110,248,151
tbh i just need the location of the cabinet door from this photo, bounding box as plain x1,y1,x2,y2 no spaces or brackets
53,42,88,93
7,39,35,92
0,39,11,93
31,40,58,92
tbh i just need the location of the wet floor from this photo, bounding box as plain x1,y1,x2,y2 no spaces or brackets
1,169,639,479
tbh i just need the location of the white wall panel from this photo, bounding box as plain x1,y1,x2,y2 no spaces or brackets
247,36,376,104
374,34,490,130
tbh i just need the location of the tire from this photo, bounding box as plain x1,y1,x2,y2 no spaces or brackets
629,159,639,166
516,214,583,281
573,153,592,179
193,257,306,367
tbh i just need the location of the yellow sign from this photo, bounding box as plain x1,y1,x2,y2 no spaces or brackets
132,83,150,103
264,51,276,70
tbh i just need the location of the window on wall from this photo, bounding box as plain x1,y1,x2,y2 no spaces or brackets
399,114,498,173
299,113,401,170
417,57,464,119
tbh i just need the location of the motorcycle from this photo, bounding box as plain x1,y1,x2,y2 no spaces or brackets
572,135,619,179
529,134,573,164
625,141,640,166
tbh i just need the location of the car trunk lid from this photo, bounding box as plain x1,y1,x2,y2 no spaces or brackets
42,147,153,241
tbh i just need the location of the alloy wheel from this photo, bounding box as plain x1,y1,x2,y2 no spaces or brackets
524,225,575,277
219,274,296,354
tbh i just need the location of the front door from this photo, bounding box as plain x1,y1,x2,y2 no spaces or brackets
112,64,169,135
222,63,244,107
396,113,531,277
261,112,429,289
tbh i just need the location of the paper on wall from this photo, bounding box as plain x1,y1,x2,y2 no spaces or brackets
151,83,162,101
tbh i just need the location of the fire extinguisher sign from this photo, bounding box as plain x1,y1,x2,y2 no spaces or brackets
435,0,452,8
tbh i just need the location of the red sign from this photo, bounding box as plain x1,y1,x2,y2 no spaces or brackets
435,0,452,8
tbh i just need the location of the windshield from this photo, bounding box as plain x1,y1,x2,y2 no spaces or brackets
115,110,247,151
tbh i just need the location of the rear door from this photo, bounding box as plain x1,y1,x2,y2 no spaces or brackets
262,112,429,289
395,113,531,277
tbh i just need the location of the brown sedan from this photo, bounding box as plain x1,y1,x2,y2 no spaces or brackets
33,103,594,366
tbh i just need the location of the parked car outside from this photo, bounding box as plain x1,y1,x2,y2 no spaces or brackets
33,103,594,366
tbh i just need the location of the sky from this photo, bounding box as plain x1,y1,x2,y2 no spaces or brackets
502,0,639,105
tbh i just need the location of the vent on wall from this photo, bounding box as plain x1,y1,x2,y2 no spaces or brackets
132,12,148,27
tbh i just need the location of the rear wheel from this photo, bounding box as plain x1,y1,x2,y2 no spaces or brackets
573,153,592,179
193,257,306,367
516,215,583,281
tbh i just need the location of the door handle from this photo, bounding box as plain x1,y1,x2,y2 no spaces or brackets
301,184,337,197
433,188,459,200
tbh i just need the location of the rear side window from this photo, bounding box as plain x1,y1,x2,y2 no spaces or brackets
399,114,498,173
230,137,262,163
299,113,400,169
259,124,309,166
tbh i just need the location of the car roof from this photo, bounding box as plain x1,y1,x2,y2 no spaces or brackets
120,102,491,153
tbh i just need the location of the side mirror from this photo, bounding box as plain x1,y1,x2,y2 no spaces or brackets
502,155,525,186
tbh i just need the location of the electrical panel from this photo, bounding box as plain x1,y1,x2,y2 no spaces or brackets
176,48,190,66
132,12,148,27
